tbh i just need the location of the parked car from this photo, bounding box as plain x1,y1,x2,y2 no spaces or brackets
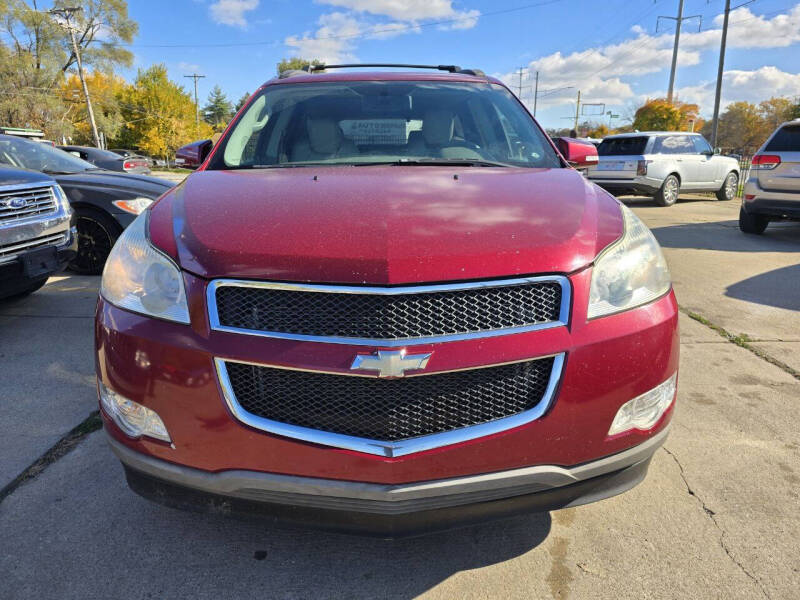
553,136,599,174
0,166,77,299
0,135,173,274
740,119,800,234
96,64,679,537
58,145,152,175
175,139,212,169
588,132,740,206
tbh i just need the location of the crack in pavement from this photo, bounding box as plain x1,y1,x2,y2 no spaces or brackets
680,307,800,381
662,446,771,600
0,411,102,505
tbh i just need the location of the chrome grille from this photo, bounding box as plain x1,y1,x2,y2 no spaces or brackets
0,233,67,263
210,277,568,345
0,186,56,224
221,356,557,443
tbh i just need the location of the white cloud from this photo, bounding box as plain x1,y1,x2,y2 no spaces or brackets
500,3,800,111
178,62,202,73
209,0,259,28
319,0,478,26
285,12,362,63
667,67,800,112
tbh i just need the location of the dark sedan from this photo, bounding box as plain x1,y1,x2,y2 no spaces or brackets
0,135,173,274
59,145,152,175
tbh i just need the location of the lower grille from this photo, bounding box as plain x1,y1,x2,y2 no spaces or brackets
221,356,557,443
0,232,67,263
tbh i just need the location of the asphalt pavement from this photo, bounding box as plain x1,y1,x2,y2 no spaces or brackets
1,195,798,599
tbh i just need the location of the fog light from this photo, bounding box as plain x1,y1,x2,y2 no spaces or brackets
609,373,677,435
98,380,171,442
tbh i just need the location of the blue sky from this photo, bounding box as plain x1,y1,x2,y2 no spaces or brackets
122,0,800,130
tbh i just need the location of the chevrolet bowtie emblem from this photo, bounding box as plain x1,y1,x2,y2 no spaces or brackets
350,350,432,378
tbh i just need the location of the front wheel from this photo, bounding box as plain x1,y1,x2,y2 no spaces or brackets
739,207,768,234
716,172,738,201
69,209,122,275
654,174,680,207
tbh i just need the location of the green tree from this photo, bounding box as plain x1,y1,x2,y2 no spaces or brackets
276,57,322,75
115,64,212,160
202,84,233,129
234,91,250,112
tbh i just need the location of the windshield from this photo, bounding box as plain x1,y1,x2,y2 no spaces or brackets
0,136,97,174
209,81,560,169
598,136,649,156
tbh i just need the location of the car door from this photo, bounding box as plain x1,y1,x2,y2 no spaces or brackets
691,135,721,188
652,135,697,187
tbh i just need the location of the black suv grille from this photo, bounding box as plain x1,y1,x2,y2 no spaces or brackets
214,280,563,340
223,357,556,442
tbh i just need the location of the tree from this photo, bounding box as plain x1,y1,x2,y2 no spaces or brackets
633,98,700,132
276,57,322,75
235,92,250,112
115,64,212,160
0,0,138,75
759,97,796,131
61,70,125,144
202,85,233,130
700,101,763,153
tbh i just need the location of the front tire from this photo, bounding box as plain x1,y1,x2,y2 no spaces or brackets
739,207,768,234
654,174,680,207
716,172,738,201
69,209,122,275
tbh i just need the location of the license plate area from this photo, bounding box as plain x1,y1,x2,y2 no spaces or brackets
21,246,59,278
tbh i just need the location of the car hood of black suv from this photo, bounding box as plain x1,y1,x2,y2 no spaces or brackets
54,169,173,200
0,166,54,187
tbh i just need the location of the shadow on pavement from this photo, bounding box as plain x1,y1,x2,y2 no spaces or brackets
649,220,800,252
725,263,800,312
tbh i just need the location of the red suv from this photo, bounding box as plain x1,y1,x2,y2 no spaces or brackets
95,65,679,536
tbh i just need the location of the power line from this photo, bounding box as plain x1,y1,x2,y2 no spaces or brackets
657,0,702,103
184,74,206,136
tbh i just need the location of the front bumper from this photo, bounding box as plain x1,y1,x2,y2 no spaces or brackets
589,176,662,196
110,426,666,537
743,179,800,219
0,226,77,298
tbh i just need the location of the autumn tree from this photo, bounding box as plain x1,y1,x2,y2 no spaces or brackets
700,101,764,153
759,97,796,131
61,70,125,144
633,98,700,132
115,64,212,160
202,85,233,130
276,57,322,75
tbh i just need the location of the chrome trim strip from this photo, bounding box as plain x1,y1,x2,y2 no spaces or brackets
207,276,571,347
107,425,668,514
214,353,565,457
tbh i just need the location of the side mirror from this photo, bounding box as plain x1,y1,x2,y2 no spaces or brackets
555,137,599,169
175,139,213,170
713,147,721,155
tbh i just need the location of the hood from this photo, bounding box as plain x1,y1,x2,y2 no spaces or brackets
55,170,173,198
149,167,623,284
0,167,54,187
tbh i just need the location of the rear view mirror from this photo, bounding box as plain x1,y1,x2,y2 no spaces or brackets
554,137,599,169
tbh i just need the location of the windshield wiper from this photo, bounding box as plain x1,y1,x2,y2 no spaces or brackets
42,169,79,175
355,158,516,168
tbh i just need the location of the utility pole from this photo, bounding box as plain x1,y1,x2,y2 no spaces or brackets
573,90,581,134
50,7,100,148
533,71,539,117
658,1,701,104
184,73,206,135
710,0,732,148
515,67,525,99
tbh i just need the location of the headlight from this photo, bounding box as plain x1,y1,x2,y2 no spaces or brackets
100,212,190,323
112,197,154,215
53,184,70,209
608,373,677,435
588,204,671,318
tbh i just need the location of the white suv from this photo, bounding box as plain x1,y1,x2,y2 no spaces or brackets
588,132,740,207
740,120,800,234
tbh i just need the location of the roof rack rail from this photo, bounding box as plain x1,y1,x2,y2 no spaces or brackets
307,63,486,77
